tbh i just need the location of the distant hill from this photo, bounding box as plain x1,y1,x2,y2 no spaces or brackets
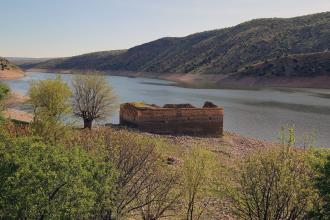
22,12,330,87
0,57,24,79
7,57,52,66
21,50,127,70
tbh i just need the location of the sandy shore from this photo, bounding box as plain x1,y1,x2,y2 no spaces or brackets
4,108,33,123
26,68,330,89
4,92,29,107
3,92,32,123
0,69,25,79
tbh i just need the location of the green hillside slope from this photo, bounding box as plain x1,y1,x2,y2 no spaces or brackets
22,12,330,78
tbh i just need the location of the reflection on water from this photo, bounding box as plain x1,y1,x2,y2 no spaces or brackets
311,93,330,99
242,101,330,115
4,72,330,147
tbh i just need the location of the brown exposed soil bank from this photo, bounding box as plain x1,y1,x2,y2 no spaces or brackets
0,69,25,79
3,92,32,123
215,75,330,89
103,124,277,159
4,108,33,124
5,92,29,106
26,68,330,89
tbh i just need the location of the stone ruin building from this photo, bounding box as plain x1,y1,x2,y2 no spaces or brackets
120,101,224,137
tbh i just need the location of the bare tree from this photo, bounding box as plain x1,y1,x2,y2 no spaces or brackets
229,145,317,220
67,128,183,219
102,131,182,219
182,147,217,220
72,74,116,129
138,169,182,220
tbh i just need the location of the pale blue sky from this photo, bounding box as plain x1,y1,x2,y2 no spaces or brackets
1,0,329,58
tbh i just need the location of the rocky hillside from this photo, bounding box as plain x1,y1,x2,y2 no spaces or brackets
22,12,330,79
0,57,24,79
236,51,330,77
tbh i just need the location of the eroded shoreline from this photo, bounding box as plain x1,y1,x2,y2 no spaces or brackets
24,68,330,89
0,69,25,80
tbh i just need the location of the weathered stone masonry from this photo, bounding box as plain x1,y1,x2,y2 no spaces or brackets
120,102,224,136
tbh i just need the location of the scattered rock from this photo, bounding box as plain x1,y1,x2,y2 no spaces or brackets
4,108,33,124
165,156,181,165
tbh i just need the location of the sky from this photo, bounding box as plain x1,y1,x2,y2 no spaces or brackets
1,0,330,58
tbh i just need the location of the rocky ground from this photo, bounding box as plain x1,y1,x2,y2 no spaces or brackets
111,124,274,157
108,125,275,220
4,108,33,124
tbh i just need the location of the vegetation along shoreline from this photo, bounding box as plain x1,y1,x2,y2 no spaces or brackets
0,74,330,219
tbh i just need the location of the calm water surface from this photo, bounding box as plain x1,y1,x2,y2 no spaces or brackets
5,72,330,147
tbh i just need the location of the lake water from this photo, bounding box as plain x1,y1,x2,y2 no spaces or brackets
4,72,330,147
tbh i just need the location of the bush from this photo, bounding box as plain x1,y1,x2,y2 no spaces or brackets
0,82,10,116
66,128,183,219
28,77,72,143
182,146,218,220
0,82,9,101
28,76,72,118
0,130,117,219
229,145,318,220
312,153,330,218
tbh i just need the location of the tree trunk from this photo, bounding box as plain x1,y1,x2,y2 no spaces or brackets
83,118,93,129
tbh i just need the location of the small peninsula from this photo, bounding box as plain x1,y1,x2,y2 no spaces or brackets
0,57,24,79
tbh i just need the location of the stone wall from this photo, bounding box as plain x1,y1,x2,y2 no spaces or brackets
120,102,224,137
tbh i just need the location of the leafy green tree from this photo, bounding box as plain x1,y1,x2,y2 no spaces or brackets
28,76,72,143
0,130,117,219
72,74,117,129
29,76,72,118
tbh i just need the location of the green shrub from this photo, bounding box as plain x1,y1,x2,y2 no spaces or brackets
28,77,72,144
0,82,10,116
311,152,330,218
0,131,117,219
0,82,9,101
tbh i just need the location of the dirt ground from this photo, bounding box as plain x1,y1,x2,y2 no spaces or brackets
0,69,25,79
